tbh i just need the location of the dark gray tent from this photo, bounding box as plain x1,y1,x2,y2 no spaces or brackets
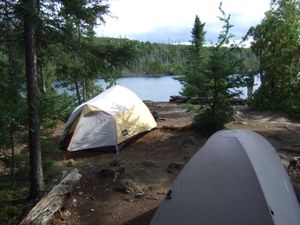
150,129,300,225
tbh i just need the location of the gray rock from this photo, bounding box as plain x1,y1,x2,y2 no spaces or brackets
117,179,144,197
64,159,75,167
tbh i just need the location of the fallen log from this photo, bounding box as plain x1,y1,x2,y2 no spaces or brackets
20,168,81,225
169,95,190,103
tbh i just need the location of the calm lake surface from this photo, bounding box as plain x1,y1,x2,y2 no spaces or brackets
98,76,182,101
58,75,260,101
98,75,260,101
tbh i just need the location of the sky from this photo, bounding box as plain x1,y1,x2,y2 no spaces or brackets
95,0,271,44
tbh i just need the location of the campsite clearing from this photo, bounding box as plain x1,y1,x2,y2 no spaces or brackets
48,102,300,225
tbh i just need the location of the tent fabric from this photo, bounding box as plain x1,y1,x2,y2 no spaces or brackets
150,129,300,225
60,85,157,151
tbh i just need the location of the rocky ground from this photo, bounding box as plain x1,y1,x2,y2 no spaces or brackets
48,102,300,225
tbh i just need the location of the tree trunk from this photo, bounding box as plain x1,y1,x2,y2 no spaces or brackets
23,0,44,199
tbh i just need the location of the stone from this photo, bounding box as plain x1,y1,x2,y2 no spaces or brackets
64,159,75,167
117,179,144,197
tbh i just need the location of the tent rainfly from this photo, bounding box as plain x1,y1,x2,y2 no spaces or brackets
59,85,157,152
150,129,300,225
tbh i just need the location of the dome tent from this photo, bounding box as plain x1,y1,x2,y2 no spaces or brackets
60,85,157,152
150,129,300,225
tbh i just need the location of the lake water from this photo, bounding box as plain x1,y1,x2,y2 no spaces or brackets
98,75,260,101
58,75,260,102
98,76,183,101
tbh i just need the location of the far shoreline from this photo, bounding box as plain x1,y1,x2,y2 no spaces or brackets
120,73,182,78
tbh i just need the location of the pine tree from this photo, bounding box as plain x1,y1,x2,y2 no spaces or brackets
180,15,206,98
185,3,241,134
22,0,44,198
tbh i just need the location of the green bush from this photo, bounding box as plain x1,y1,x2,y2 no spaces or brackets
14,153,29,180
194,108,232,135
42,159,54,176
0,203,24,224
40,89,75,130
41,139,61,156
251,87,300,119
182,102,195,112
0,187,25,225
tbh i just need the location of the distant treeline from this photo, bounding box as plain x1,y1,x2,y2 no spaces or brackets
96,37,259,76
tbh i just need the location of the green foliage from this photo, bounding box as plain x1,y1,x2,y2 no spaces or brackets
14,153,30,180
40,89,75,129
194,104,232,134
182,102,196,112
251,84,300,118
180,15,207,98
191,15,206,63
0,181,27,225
249,0,300,117
42,158,54,176
182,4,241,134
122,40,188,75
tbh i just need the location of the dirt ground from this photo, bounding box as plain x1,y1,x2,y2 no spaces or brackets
49,102,300,225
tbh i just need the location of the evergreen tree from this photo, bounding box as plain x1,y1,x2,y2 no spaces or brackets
186,3,241,134
0,0,26,185
19,0,110,198
180,15,207,98
22,0,44,198
191,15,206,61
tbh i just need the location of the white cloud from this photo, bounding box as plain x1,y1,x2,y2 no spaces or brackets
95,0,271,43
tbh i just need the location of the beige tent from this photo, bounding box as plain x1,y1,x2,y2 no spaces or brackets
60,85,157,152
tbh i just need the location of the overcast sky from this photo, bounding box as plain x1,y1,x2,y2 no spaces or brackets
95,0,271,44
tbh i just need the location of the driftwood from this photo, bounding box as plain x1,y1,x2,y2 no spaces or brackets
20,168,81,225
